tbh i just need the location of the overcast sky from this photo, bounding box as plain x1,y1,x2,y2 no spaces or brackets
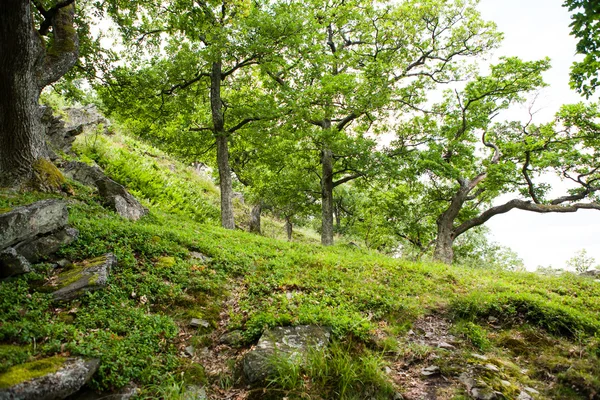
476,0,600,270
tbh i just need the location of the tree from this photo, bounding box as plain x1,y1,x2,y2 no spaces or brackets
0,0,79,187
97,0,300,229
262,0,499,245
566,249,596,273
564,0,600,97
392,58,600,264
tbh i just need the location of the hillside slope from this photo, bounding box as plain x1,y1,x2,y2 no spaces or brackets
1,126,599,400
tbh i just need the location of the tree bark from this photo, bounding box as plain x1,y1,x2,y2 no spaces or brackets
285,216,293,241
211,59,235,229
321,144,335,246
249,202,261,234
0,0,78,187
433,181,469,264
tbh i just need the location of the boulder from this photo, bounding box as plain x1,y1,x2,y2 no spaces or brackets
62,162,105,187
41,107,83,158
0,357,99,400
581,269,600,278
95,179,148,221
52,254,115,302
243,325,330,383
0,200,68,250
64,106,110,133
0,248,31,279
14,228,79,264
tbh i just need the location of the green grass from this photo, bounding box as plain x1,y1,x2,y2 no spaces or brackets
1,130,599,398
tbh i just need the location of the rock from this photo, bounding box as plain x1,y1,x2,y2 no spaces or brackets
580,269,600,277
219,330,244,347
420,366,440,376
52,254,115,302
62,162,105,187
458,372,477,391
189,319,209,329
41,106,83,157
0,357,99,400
517,391,533,400
438,341,455,350
0,248,32,278
243,325,330,383
95,178,148,221
64,106,110,133
470,387,497,400
182,385,207,400
499,380,511,387
14,228,79,263
0,200,68,250
189,252,212,263
66,384,139,400
484,363,500,372
471,353,488,361
523,386,539,395
185,346,195,357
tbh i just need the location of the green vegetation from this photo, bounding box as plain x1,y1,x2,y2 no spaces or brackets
1,130,599,398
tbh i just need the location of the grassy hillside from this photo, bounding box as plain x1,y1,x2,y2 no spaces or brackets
1,128,599,399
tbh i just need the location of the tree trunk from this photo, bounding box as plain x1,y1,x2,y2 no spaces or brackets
334,201,341,231
433,217,455,264
0,1,78,187
285,216,293,241
321,146,335,245
211,60,235,229
249,203,261,234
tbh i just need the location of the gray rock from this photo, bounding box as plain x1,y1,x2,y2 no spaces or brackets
66,384,139,400
182,385,206,400
471,353,488,361
64,105,110,133
523,386,539,395
219,330,244,347
189,252,212,263
14,228,79,263
0,200,68,250
41,106,83,157
581,269,600,277
517,391,533,400
421,366,440,376
52,254,115,302
438,341,455,350
484,363,500,372
185,346,195,357
243,325,330,383
0,248,31,278
95,178,148,221
0,357,99,400
471,387,497,400
62,162,105,188
190,319,210,329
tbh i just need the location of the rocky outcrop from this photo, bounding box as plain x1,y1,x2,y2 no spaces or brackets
43,105,110,158
243,325,330,383
0,357,99,400
581,269,600,278
51,254,115,302
63,162,148,221
0,201,78,279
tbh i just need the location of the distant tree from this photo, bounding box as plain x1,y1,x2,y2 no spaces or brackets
263,0,500,245
564,0,600,97
566,249,596,273
0,0,79,187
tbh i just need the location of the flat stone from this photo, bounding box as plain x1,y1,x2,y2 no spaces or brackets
52,254,115,302
484,363,500,372
471,353,488,361
471,387,497,400
185,346,195,357
0,248,31,279
63,161,105,188
523,386,539,394
420,366,440,376
0,200,68,250
243,325,330,383
14,228,79,263
0,357,99,400
438,341,455,350
189,319,209,329
189,252,212,263
500,380,511,387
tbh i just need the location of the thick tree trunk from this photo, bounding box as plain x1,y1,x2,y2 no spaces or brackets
284,216,293,241
321,145,335,246
211,60,235,229
0,1,78,187
0,0,46,185
249,203,261,234
433,218,455,264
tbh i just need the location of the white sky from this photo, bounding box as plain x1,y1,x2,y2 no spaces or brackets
477,0,600,270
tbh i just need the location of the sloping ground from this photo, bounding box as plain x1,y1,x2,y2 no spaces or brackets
1,130,599,399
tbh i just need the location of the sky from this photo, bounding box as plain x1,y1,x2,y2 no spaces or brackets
476,0,600,270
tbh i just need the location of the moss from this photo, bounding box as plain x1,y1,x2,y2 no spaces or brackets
56,263,88,289
155,256,176,268
30,159,67,193
0,356,66,389
0,207,12,214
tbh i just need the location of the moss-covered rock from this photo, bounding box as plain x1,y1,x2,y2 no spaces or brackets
51,253,116,302
30,159,68,193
